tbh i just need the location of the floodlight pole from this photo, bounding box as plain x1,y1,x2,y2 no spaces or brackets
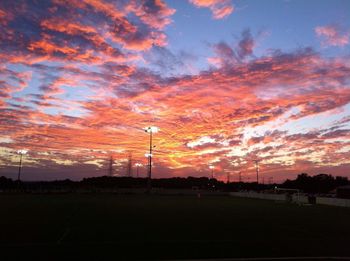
144,126,158,192
147,129,153,192
253,160,259,184
209,166,214,179
17,152,23,181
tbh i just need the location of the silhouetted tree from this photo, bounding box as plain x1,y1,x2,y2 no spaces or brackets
282,173,349,193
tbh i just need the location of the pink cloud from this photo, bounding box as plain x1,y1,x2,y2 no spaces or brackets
315,25,349,47
189,0,234,19
126,0,176,30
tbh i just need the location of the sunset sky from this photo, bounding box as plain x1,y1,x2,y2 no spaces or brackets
1,0,350,181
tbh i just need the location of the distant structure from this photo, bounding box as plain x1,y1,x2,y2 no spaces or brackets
126,152,133,177
108,155,114,176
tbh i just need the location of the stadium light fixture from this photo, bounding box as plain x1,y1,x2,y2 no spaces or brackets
144,126,159,133
17,149,28,155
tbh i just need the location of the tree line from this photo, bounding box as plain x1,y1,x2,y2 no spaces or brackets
0,173,348,193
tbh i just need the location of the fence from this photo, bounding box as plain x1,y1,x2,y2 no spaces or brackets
316,196,350,207
230,191,350,208
230,192,286,201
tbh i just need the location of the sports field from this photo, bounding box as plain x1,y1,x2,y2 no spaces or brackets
1,194,350,260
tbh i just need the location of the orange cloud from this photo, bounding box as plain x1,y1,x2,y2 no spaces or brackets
15,48,344,179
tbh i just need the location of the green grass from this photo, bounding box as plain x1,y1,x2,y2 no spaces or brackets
0,194,350,260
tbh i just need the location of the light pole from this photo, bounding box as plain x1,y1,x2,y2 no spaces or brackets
17,149,28,182
135,163,142,178
144,126,158,192
226,171,231,184
209,165,214,179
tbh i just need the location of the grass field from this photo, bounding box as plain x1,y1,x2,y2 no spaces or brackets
1,194,350,260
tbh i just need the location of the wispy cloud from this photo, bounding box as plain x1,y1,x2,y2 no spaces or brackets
189,0,234,19
315,25,349,47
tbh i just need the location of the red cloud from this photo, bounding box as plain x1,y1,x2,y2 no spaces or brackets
189,0,234,19
315,25,349,47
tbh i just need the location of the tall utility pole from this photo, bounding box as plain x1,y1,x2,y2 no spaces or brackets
126,152,133,177
253,160,260,184
144,126,158,192
108,155,114,176
238,171,242,183
226,171,230,184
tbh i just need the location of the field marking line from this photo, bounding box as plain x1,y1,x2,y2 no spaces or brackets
56,227,71,245
166,257,350,261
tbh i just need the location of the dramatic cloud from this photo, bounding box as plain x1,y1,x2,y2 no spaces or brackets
0,0,174,62
0,1,349,181
189,0,234,19
315,25,349,47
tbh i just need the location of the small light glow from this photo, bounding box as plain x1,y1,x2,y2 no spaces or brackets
135,163,142,167
145,153,153,158
209,165,215,169
17,149,28,155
